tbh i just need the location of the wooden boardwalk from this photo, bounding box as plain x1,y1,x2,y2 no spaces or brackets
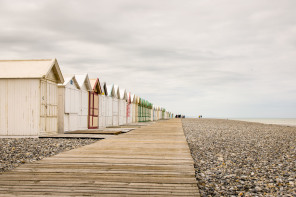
0,119,200,196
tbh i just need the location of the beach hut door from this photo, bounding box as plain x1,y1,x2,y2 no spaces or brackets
40,80,58,135
89,92,99,129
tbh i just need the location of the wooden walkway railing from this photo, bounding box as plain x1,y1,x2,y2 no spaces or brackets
0,119,200,196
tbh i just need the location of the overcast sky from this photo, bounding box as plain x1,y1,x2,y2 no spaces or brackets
1,0,296,118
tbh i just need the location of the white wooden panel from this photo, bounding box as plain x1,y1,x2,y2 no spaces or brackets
101,96,106,129
112,98,119,126
105,96,112,127
64,114,69,131
81,90,88,116
69,114,78,131
40,80,46,132
151,109,153,121
64,88,71,113
78,89,88,130
46,81,58,133
98,95,106,129
0,79,40,136
70,89,75,113
122,101,127,125
0,80,8,135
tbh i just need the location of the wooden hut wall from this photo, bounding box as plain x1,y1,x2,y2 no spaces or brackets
77,79,90,130
0,59,64,136
131,94,136,123
105,84,114,127
99,82,107,129
150,108,154,121
58,76,80,133
98,94,106,129
88,79,102,129
118,89,127,126
0,79,40,136
112,85,119,126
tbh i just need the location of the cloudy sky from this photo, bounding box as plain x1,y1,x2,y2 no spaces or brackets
1,0,296,118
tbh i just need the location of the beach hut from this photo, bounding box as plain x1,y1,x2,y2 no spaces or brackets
89,78,102,129
157,107,161,120
147,102,152,122
119,89,127,125
135,96,140,122
150,105,154,121
162,108,166,119
0,59,64,136
137,98,142,122
131,94,136,123
105,84,114,127
75,74,92,130
126,92,131,124
126,92,133,124
99,81,107,129
58,75,80,133
153,106,157,121
112,85,120,126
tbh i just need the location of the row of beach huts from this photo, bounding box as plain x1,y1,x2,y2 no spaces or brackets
0,59,173,136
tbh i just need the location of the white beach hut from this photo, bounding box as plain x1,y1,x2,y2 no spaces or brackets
74,74,92,130
156,107,161,120
119,89,127,125
153,106,157,121
112,85,120,126
98,81,107,129
131,94,136,123
0,59,64,136
150,105,154,121
105,84,114,127
58,75,80,133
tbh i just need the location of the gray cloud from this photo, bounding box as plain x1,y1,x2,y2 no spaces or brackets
0,0,296,117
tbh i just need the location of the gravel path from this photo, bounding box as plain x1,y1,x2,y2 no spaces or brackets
182,118,296,196
0,138,99,172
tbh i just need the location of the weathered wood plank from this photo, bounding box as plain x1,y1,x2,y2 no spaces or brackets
0,119,200,196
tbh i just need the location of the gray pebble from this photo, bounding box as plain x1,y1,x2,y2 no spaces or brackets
182,119,296,196
0,138,99,172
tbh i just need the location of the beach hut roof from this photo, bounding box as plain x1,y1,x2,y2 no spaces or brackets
75,74,92,91
113,85,120,99
101,81,108,96
0,58,64,83
131,94,136,103
90,78,102,94
119,89,127,100
59,74,80,89
106,84,115,97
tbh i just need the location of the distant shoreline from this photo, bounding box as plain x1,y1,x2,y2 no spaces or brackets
229,118,296,127
184,117,296,127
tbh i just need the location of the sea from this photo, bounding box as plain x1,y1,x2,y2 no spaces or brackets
230,118,296,127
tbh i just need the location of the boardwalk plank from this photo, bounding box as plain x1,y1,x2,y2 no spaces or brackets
0,119,200,196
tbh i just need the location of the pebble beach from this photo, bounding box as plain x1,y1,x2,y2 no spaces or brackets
182,118,296,196
0,138,98,172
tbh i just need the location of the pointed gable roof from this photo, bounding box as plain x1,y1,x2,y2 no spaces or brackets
113,85,120,99
0,58,64,83
75,74,92,91
59,74,80,89
119,89,127,100
100,81,108,96
89,78,102,94
106,84,115,97
131,94,136,103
